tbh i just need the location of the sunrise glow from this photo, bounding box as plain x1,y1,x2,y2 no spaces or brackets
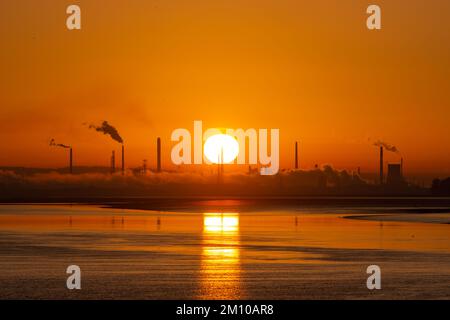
203,134,239,164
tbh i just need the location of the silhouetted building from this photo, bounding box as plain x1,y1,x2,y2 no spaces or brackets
432,177,450,195
379,146,384,184
157,137,161,172
387,163,403,185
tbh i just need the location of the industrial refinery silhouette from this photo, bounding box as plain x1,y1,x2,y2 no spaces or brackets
0,119,445,202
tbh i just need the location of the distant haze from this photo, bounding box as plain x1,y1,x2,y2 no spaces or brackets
0,1,449,179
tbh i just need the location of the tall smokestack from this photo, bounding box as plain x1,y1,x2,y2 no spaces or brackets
69,148,73,174
221,147,224,175
294,141,299,169
379,146,384,184
157,137,161,172
111,151,116,173
143,159,147,174
217,147,224,184
121,145,125,175
401,157,404,177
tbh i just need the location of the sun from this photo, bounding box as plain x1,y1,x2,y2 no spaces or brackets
204,134,239,164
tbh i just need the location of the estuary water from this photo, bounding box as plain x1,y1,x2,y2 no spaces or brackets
0,204,449,299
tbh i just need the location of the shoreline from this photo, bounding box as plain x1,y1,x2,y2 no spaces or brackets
2,196,450,214
0,197,450,214
345,213,450,224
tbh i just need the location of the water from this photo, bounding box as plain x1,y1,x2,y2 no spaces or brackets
0,204,449,299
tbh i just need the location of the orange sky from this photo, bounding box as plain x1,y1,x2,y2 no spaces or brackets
1,0,449,177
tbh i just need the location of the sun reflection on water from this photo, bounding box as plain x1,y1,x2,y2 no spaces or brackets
204,214,239,233
200,213,241,299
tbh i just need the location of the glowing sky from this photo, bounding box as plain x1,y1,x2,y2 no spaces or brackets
1,0,449,177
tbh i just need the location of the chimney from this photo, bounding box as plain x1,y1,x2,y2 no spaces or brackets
69,148,73,174
217,147,224,184
143,159,147,174
217,153,220,183
379,146,384,184
111,150,115,173
294,141,299,169
121,144,125,175
401,157,404,177
221,147,224,175
157,137,161,172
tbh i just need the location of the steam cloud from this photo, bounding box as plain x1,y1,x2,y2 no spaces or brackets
49,139,70,149
373,140,399,153
0,166,367,199
88,121,123,144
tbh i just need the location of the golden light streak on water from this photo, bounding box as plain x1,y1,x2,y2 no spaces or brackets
199,213,241,299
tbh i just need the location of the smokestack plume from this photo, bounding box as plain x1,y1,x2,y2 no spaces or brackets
49,139,70,149
294,141,299,169
49,139,72,174
373,140,399,154
379,146,384,185
157,137,161,172
87,121,123,144
121,145,125,175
